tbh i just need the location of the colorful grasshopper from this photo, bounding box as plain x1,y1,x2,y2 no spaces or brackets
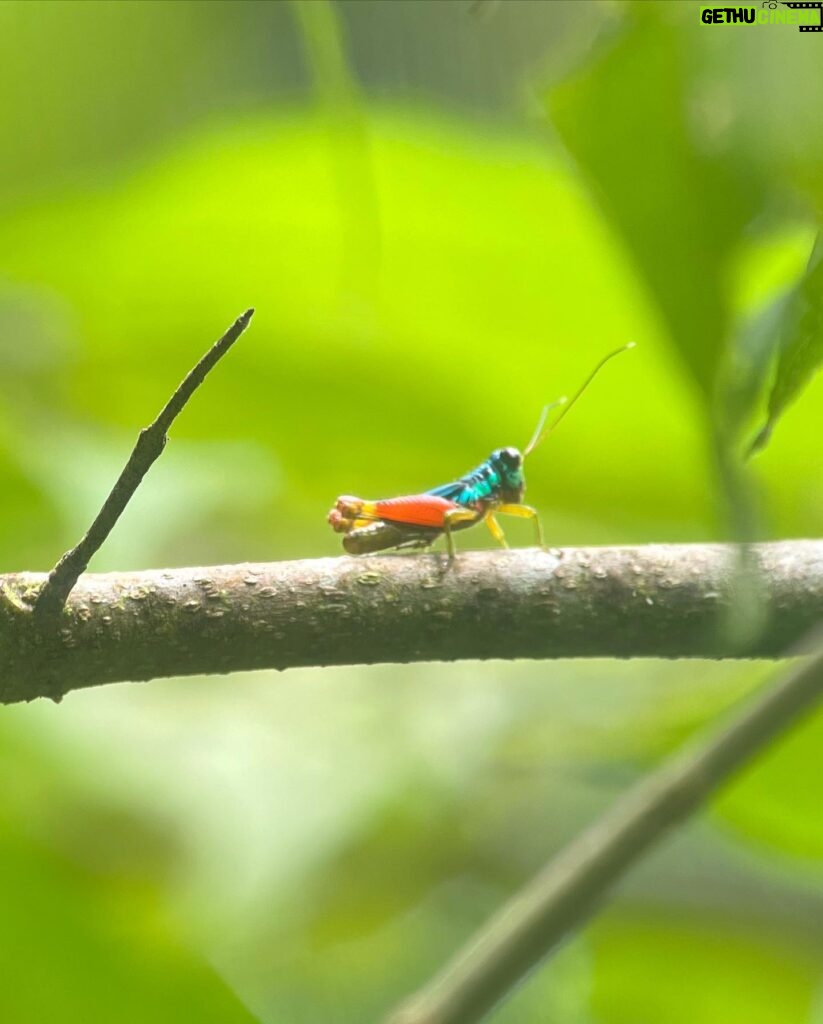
328,344,633,558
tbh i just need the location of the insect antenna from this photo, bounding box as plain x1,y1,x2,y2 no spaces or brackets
523,398,567,457
523,342,635,459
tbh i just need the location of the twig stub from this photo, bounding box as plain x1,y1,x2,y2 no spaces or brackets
33,309,254,618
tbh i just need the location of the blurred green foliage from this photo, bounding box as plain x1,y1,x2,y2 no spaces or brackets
2,1,823,1022
549,6,760,401
750,238,823,454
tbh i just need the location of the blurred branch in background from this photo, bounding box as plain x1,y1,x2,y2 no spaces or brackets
3,541,823,703
32,309,254,617
291,0,382,302
386,621,823,1024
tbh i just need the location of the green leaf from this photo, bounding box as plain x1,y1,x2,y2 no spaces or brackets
749,236,823,454
547,6,759,399
591,915,821,1024
719,291,791,446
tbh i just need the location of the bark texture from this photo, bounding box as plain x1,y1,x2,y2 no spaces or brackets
2,540,822,703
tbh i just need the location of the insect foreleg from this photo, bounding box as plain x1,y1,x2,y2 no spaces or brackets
484,512,508,549
496,503,545,550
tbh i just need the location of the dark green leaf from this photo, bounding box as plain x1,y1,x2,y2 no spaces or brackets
749,236,823,455
547,6,760,400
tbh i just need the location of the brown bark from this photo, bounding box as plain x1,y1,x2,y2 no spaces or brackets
2,540,821,703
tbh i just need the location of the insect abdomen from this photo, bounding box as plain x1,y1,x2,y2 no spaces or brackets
342,522,437,555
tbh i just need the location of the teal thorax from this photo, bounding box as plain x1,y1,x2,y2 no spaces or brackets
427,447,525,507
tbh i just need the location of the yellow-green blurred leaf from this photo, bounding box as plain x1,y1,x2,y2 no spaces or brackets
591,915,820,1024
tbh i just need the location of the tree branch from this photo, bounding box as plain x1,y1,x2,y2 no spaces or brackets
2,541,822,703
384,623,823,1024
32,308,255,617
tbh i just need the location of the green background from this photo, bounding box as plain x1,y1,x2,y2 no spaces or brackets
1,1,823,1021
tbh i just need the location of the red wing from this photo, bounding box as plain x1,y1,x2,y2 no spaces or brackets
371,494,460,529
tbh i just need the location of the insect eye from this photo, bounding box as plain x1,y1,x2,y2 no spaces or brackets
501,447,521,467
